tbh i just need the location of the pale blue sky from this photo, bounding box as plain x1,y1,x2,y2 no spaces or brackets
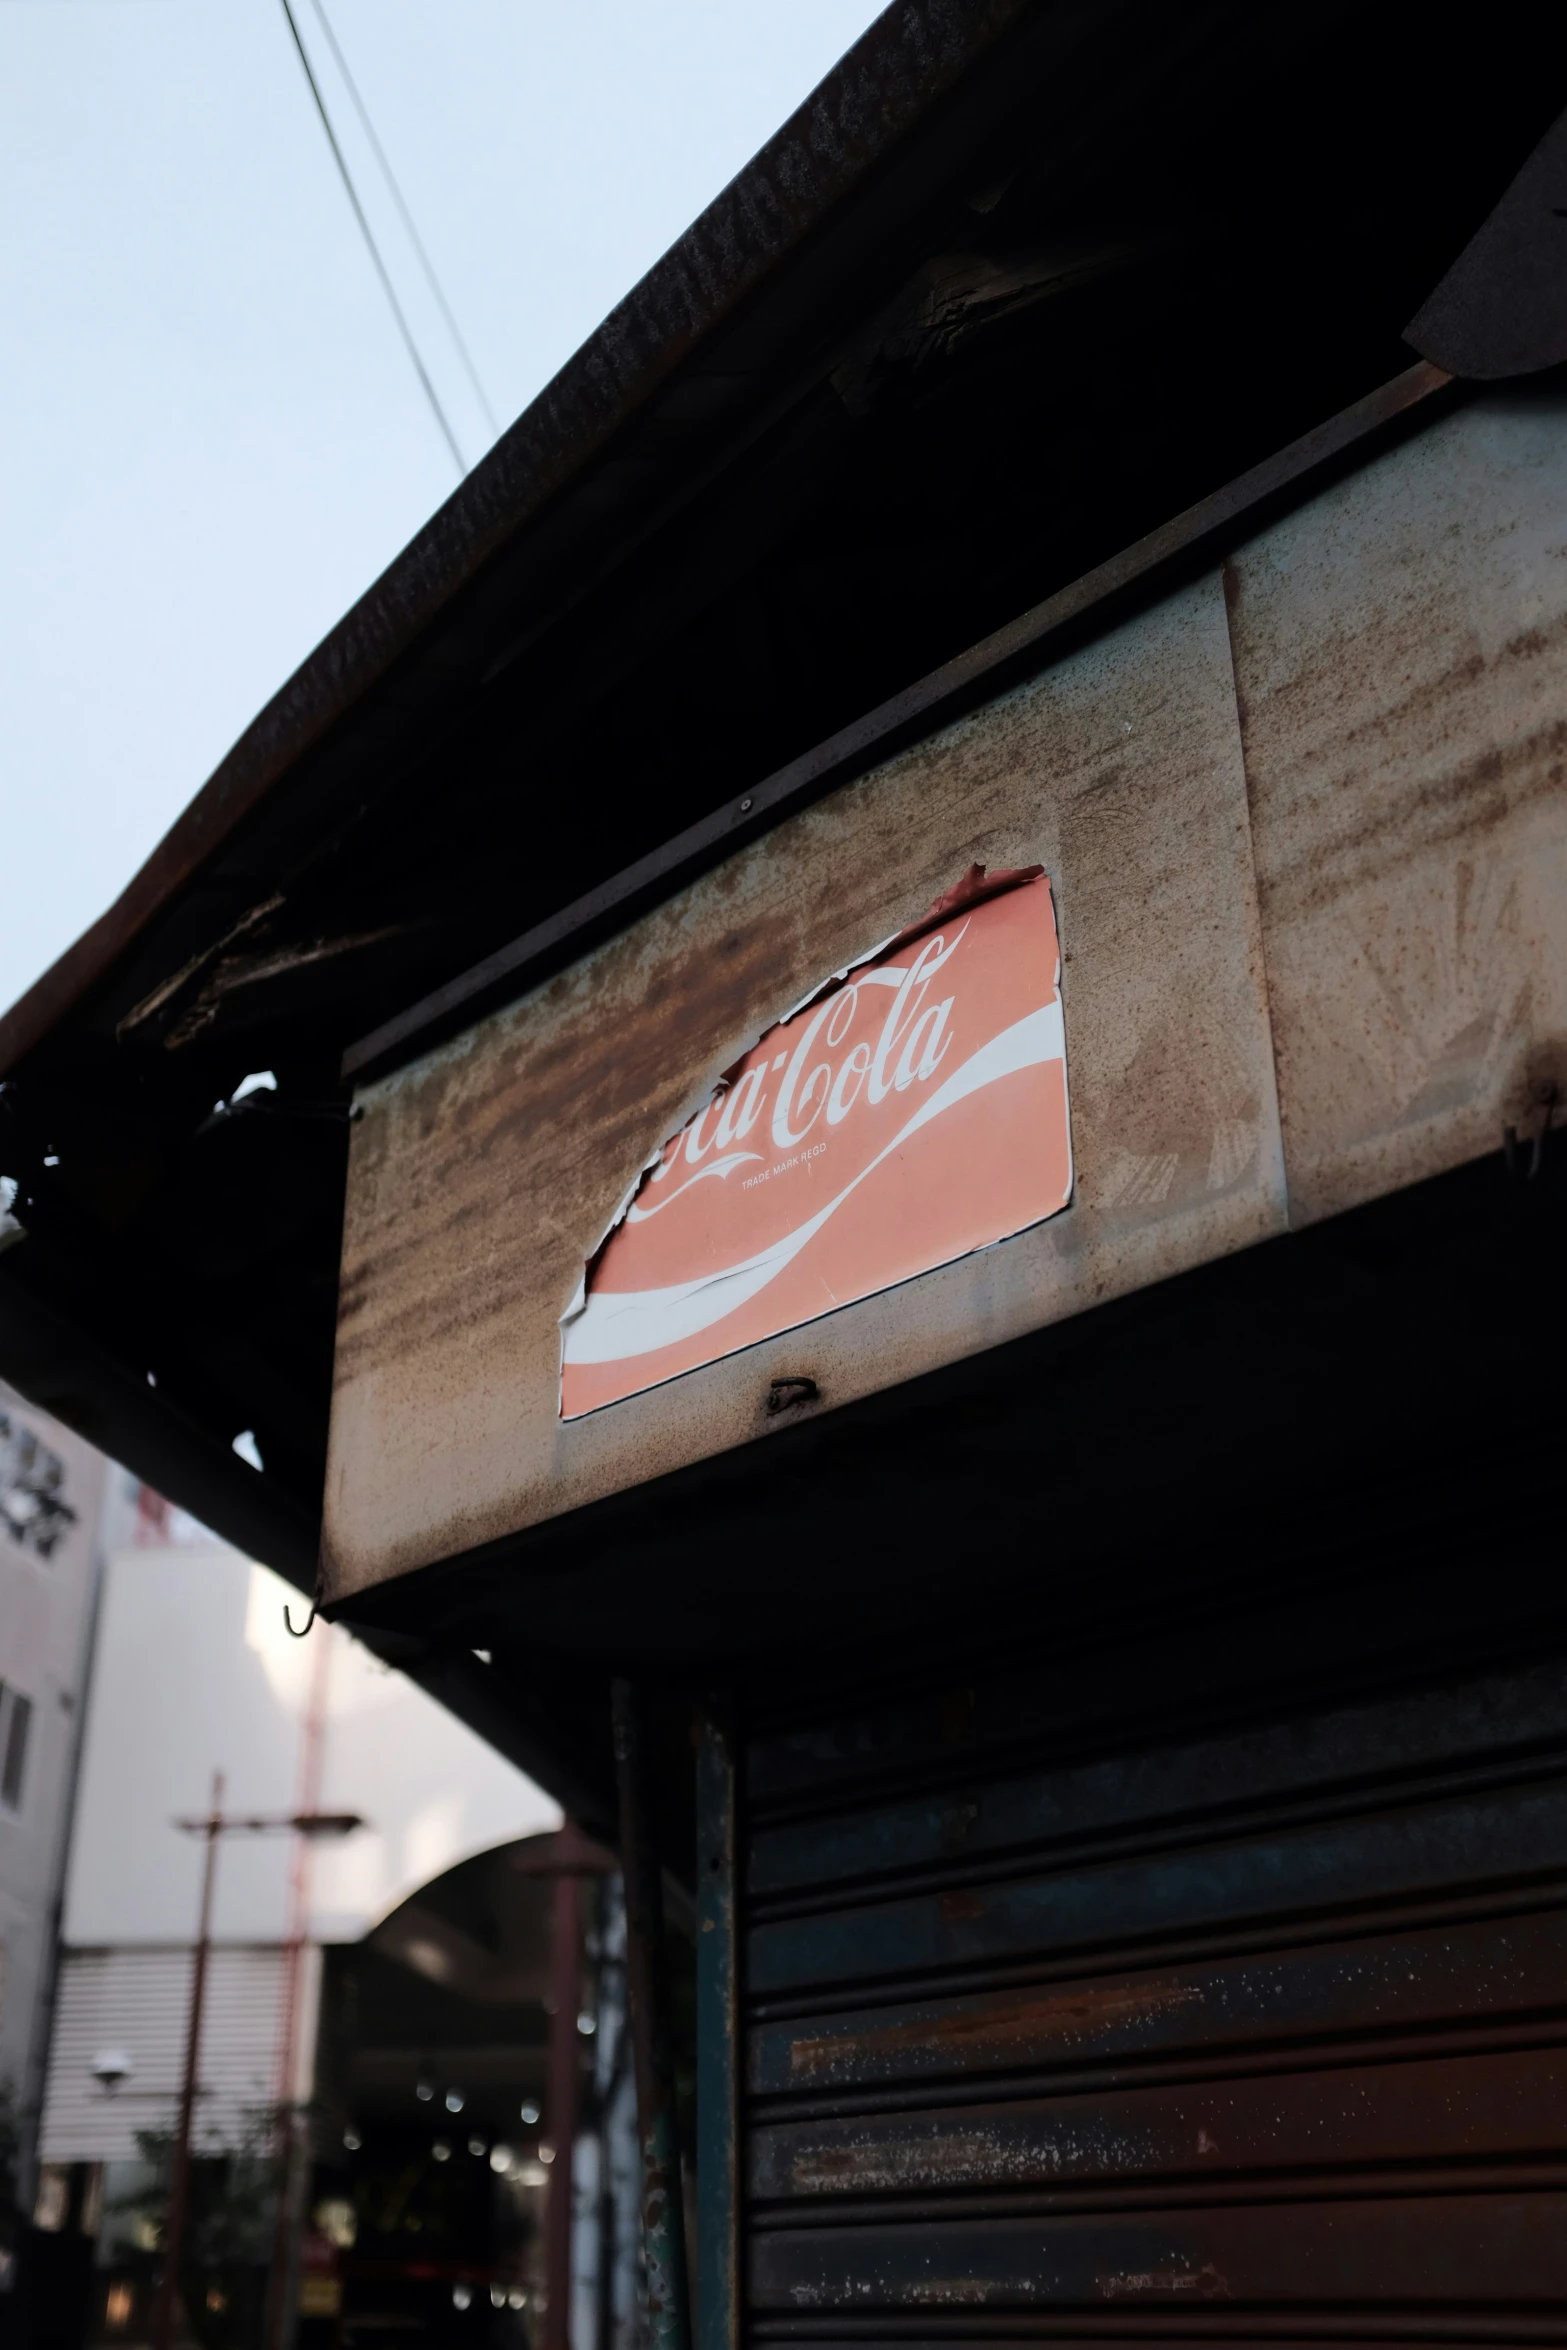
0,0,884,1014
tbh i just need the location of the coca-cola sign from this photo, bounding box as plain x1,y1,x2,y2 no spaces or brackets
560,866,1072,1417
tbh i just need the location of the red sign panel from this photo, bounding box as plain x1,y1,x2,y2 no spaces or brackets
559,868,1071,1417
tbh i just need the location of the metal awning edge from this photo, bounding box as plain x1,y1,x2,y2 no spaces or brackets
344,358,1456,1086
0,0,1034,1084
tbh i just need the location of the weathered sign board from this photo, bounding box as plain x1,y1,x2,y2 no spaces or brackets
561,868,1070,1418
321,393,1567,1602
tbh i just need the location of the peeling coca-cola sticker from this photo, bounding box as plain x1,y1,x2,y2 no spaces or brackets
560,867,1072,1417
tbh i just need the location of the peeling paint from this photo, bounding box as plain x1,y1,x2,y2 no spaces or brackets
788,1979,1205,2081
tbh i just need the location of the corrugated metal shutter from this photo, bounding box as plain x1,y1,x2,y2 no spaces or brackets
42,1944,289,2163
740,1646,1567,2337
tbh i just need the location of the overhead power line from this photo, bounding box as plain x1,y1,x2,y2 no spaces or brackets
277,0,467,480
306,0,500,441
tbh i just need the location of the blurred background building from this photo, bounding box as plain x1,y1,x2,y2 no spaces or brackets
0,1379,111,2286
1,1380,640,2348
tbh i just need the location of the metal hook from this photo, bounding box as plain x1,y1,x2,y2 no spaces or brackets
283,1600,317,1638
1502,1124,1539,1179
1504,1083,1558,1182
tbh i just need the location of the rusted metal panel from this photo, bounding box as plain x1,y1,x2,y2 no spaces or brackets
746,1775,1567,2001
747,2194,1567,2310
748,1904,1567,2099
1227,391,1567,1226
743,1529,1565,1813
326,392,1567,1602
325,572,1280,1599
747,1652,1567,1901
736,1634,1567,2333
750,2045,1567,2199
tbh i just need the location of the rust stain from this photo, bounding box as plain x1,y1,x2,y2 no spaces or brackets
337,891,807,1374
764,2043,1567,2196
904,2278,992,2305
1227,398,1567,1229
785,2117,1143,2195
1101,2263,1232,2302
788,1977,1202,2079
1239,612,1567,924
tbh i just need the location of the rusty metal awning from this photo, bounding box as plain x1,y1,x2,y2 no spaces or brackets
1,0,1564,1802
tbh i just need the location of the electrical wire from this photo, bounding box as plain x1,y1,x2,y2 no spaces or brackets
305,0,500,440
277,0,467,479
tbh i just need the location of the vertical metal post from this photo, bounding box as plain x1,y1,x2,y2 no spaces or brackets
266,1628,332,2350
595,2124,616,2350
543,1851,585,2350
151,1768,224,2350
695,1709,738,2350
611,1681,691,2350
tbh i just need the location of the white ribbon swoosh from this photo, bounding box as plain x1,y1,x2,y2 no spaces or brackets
563,1000,1063,1367
626,1151,763,1221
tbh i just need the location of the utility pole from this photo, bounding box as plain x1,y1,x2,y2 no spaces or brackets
150,1769,225,2350
150,1773,364,2350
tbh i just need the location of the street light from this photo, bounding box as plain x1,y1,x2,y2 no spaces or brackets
90,2050,134,2094
149,1775,367,2350
172,1809,364,1837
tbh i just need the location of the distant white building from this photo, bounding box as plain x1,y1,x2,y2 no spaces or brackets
34,1483,559,2206
0,1378,111,2235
